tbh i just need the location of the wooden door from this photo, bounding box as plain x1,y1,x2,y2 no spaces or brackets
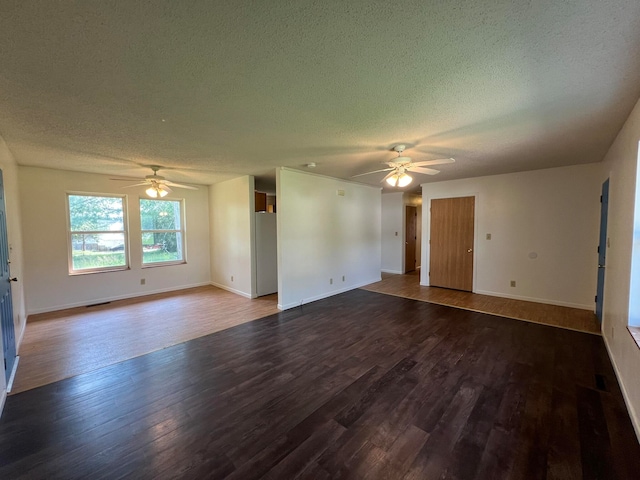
255,191,267,212
429,196,474,291
405,206,417,273
0,170,16,383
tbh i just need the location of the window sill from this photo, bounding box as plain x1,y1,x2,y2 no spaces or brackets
69,266,130,276
628,326,640,350
141,261,187,269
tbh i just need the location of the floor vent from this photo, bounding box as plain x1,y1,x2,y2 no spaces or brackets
595,374,607,392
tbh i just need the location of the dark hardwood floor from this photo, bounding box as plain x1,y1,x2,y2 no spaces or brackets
1,289,638,479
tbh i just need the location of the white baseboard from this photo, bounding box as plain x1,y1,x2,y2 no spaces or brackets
602,334,640,441
6,356,19,393
16,319,25,354
381,269,403,274
418,284,593,311
278,277,381,310
474,289,592,311
27,282,212,316
209,282,253,299
0,355,20,419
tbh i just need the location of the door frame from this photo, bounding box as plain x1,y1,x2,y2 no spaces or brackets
0,168,16,388
421,193,479,291
595,178,609,322
404,205,417,273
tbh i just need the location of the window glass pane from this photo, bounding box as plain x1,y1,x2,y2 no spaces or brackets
71,233,126,270
140,199,181,230
140,198,184,265
142,232,183,264
69,195,124,232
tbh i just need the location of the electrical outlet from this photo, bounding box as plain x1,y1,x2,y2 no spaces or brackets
231,275,234,282
140,278,146,285
510,280,516,287
486,233,491,240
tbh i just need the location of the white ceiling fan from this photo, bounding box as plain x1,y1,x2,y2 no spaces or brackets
111,165,198,198
352,145,455,187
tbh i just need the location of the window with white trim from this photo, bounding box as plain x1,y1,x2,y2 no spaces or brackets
140,198,185,265
67,194,129,274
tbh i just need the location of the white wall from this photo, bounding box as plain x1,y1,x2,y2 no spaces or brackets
0,134,27,410
421,163,602,309
381,192,404,273
600,97,640,438
209,176,256,298
19,167,211,314
277,168,381,309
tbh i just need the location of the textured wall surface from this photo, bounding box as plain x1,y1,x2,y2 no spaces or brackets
421,163,602,309
600,97,640,438
277,168,381,309
19,167,211,314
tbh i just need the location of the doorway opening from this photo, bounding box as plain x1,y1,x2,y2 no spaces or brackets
596,179,609,322
405,205,417,273
254,174,278,302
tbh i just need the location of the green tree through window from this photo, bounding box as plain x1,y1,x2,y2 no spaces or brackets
67,194,128,273
140,199,185,265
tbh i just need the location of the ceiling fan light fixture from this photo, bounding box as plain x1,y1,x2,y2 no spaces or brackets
146,185,169,198
353,145,454,185
397,173,412,187
386,172,412,187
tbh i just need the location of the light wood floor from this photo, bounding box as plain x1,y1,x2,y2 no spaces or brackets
12,286,279,394
13,273,600,395
363,271,601,335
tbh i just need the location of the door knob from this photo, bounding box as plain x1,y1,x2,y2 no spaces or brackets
8,277,17,282
467,248,473,253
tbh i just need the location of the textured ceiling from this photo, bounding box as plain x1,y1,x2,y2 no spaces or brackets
1,1,639,192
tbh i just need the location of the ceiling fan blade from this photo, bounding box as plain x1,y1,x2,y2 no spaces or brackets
120,182,150,188
410,166,441,175
351,168,393,178
410,158,455,167
164,181,199,190
110,177,142,181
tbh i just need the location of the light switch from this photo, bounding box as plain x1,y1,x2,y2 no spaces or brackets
486,233,491,240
